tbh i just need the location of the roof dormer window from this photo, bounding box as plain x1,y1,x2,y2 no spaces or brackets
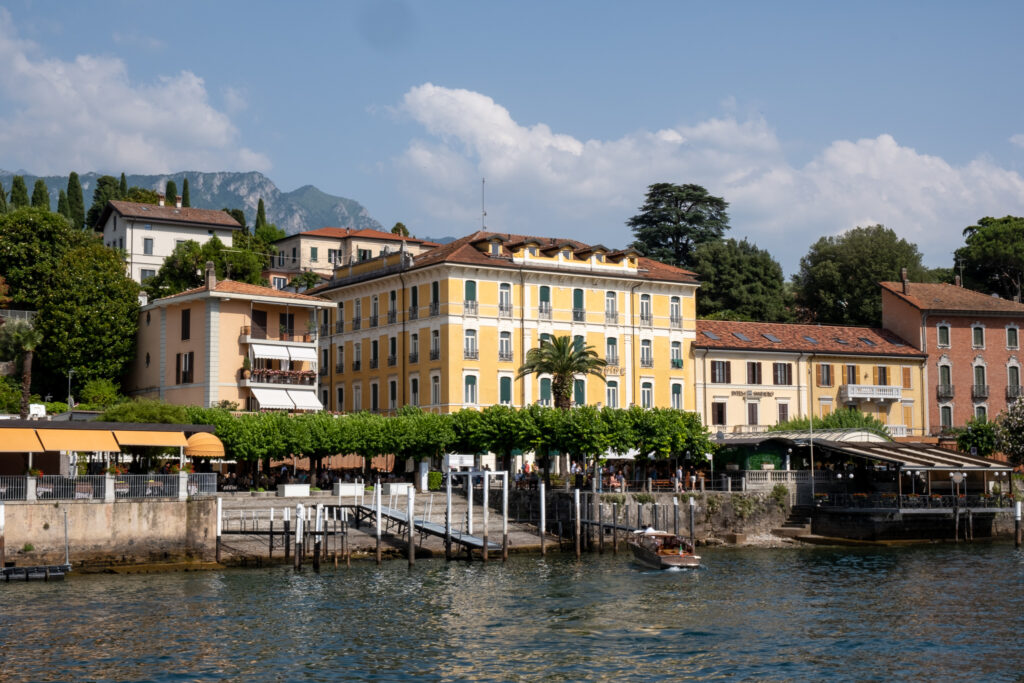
490,242,501,255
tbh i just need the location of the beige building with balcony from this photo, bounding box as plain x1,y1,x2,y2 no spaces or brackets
127,263,334,411
693,320,927,437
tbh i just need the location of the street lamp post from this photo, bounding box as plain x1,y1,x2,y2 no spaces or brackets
67,368,75,408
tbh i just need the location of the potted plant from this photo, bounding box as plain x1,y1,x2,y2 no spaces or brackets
27,467,43,477
241,357,251,379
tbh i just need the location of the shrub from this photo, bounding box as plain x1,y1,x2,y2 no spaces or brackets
633,493,654,505
770,484,789,509
428,471,443,491
22,543,34,552
602,493,625,505
732,494,758,520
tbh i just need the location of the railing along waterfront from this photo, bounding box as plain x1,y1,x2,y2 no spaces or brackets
815,492,1016,509
0,475,29,500
187,473,217,496
35,475,106,500
114,474,180,499
0,474,216,500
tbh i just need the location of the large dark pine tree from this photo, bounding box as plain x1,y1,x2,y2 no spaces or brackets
9,176,29,209
31,179,49,209
181,177,190,207
67,172,85,228
165,180,178,205
628,182,730,269
85,175,120,228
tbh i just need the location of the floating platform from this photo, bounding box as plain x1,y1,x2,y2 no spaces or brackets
2,564,71,582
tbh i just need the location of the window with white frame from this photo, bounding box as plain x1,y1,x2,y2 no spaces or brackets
464,375,478,404
606,380,618,408
606,337,618,363
641,381,653,408
353,383,362,412
772,362,793,385
499,331,512,360
671,341,682,368
976,405,987,419
605,291,617,315
431,330,440,356
1008,326,1019,350
464,329,478,358
336,385,344,412
747,402,759,426
410,377,419,406
711,360,731,383
639,294,652,324
671,383,682,409
972,325,985,348
940,405,952,428
640,339,653,365
778,402,789,423
431,375,440,405
937,324,951,347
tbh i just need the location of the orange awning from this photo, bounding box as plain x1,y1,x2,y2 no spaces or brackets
36,429,120,452
185,432,225,458
114,430,188,448
0,428,44,452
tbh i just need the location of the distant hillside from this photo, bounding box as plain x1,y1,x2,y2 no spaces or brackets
0,170,382,234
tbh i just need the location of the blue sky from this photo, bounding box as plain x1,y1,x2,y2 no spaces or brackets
2,1,1024,274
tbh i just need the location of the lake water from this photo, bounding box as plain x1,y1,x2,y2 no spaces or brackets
2,543,1023,681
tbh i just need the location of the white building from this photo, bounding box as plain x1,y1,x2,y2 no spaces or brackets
98,197,243,284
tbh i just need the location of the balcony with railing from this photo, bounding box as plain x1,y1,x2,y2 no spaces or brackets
335,362,344,373
538,302,552,320
369,357,379,369
319,323,329,337
499,303,513,318
239,325,317,344
838,384,902,402
1008,384,1022,400
937,384,954,399
430,348,441,361
605,311,618,324
388,310,397,325
352,360,361,372
886,424,910,437
408,305,419,320
606,355,619,367
498,350,513,362
429,301,440,317
335,320,344,334
640,356,654,368
464,347,479,360
573,308,586,322
464,300,479,316
318,366,328,377
246,369,317,386
972,384,989,399
670,315,683,329
352,316,362,331
387,355,397,367
369,314,378,328
671,358,684,369
409,352,419,364
640,313,653,327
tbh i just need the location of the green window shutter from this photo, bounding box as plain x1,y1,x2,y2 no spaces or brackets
465,280,476,301
500,377,512,403
574,379,585,406
540,378,551,401
573,288,584,308
432,281,440,302
539,286,550,303
573,335,584,351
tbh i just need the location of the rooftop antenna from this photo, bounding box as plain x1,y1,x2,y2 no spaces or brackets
481,177,487,229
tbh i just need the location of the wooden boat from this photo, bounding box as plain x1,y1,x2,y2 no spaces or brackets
627,528,700,569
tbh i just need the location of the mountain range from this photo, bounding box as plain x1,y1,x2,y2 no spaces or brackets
0,170,383,235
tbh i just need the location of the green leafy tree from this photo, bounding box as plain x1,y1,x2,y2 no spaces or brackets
0,376,22,413
181,177,190,207
549,405,608,466
67,172,84,229
145,236,265,298
478,404,532,473
524,404,558,484
0,320,42,418
0,180,7,214
516,335,607,410
770,407,890,439
255,198,267,230
0,208,91,307
289,271,322,291
392,407,455,469
9,176,29,209
30,179,49,209
164,180,178,205
954,216,1024,301
391,221,409,237
955,416,998,458
124,187,160,204
254,222,286,253
792,224,927,326
85,175,121,228
693,237,791,320
118,173,128,197
996,400,1024,467
101,398,187,423
628,182,729,269
449,409,487,456
56,190,70,220
223,208,247,233
79,378,122,408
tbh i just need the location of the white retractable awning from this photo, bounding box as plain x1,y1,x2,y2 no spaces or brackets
251,387,295,410
287,390,323,411
251,344,290,360
287,346,318,363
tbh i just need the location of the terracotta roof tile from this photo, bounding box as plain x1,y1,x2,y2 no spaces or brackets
156,279,329,304
880,281,1024,314
106,201,241,229
695,319,923,357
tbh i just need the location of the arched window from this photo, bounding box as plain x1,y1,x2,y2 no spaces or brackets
464,375,477,405
606,381,619,408
641,381,653,408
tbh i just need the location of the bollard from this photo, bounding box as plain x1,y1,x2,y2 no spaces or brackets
268,508,275,559
467,472,474,536
539,479,547,557
598,501,604,554
673,498,679,536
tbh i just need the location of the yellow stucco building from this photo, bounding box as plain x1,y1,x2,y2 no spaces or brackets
692,320,928,436
313,230,699,413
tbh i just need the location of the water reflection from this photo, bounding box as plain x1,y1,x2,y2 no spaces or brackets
0,544,1022,681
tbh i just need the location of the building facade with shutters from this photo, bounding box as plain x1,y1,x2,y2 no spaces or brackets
880,278,1024,431
312,230,698,414
127,263,334,411
692,320,927,436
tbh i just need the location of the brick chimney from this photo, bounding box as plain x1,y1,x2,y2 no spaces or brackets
157,193,165,207
175,195,182,209
901,267,908,293
205,260,216,290
955,275,962,287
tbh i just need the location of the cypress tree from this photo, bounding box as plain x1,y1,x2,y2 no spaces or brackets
10,176,29,209
0,181,7,214
118,173,128,198
67,172,85,229
255,198,267,230
31,179,50,209
165,180,178,205
57,189,70,219
181,177,190,207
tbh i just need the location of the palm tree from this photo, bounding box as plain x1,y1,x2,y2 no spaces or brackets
516,335,607,410
0,320,43,418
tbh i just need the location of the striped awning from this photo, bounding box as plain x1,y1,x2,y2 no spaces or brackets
114,430,188,447
251,387,294,410
185,432,225,458
287,390,323,411
0,428,44,453
250,344,290,360
287,346,318,363
36,429,121,453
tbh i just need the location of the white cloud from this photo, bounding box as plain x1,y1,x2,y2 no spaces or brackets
0,10,270,175
1011,133,1024,149
396,83,1024,272
111,30,164,51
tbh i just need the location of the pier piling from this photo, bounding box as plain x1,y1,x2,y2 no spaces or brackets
375,480,382,567
408,489,415,568
574,489,581,560
673,498,679,536
215,498,222,563
612,503,618,554
313,505,322,573
482,471,489,564
502,473,509,562
284,509,291,562
539,480,547,557
688,496,695,547
445,471,452,561
1016,501,1021,548
294,504,304,571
